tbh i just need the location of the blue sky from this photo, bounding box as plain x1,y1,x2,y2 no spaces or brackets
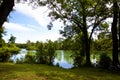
3,3,63,43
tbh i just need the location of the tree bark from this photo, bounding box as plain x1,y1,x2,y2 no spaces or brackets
118,6,120,51
84,31,91,66
0,0,14,28
81,3,91,66
82,17,91,66
111,1,119,67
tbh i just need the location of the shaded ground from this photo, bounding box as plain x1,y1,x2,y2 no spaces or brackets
0,63,120,80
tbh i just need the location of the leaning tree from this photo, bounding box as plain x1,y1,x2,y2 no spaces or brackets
0,0,14,28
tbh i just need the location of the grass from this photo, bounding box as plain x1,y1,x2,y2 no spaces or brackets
0,63,120,80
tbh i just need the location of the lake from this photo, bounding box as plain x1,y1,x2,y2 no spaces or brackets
10,49,74,69
53,50,74,68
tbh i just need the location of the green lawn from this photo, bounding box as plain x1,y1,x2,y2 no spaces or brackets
0,63,120,80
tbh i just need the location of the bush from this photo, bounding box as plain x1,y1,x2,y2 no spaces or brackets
73,50,85,67
35,45,48,64
99,53,112,69
35,40,55,65
46,44,55,65
0,44,20,62
0,47,11,62
16,58,24,64
24,52,35,63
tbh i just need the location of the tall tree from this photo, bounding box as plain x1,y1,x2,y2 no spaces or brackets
118,2,120,50
8,34,16,44
39,0,111,66
111,0,119,67
0,0,14,27
46,40,55,65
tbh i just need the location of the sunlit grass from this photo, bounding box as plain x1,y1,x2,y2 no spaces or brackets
0,63,120,80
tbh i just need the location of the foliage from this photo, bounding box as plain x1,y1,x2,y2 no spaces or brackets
46,40,55,65
35,40,55,65
0,27,6,47
0,27,20,62
72,33,86,67
24,51,35,63
93,31,112,52
35,42,47,64
73,50,85,67
8,34,16,44
99,53,112,69
16,43,27,48
60,24,80,38
38,0,112,66
0,44,20,62
0,38,5,47
47,22,53,30
0,26,5,38
26,40,36,50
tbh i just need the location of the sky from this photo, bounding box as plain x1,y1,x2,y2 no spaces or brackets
2,1,113,43
3,2,63,43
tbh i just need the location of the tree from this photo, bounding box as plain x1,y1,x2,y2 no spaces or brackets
94,22,112,52
46,40,55,65
36,42,47,64
39,0,112,66
111,0,119,67
118,2,120,51
26,40,36,50
0,26,20,62
0,0,14,28
8,34,16,44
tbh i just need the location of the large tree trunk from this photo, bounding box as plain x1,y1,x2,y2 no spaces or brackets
84,34,91,66
111,1,119,67
118,7,120,51
82,25,91,66
81,3,91,66
0,0,14,28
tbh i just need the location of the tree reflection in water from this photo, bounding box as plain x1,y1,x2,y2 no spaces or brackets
53,50,74,69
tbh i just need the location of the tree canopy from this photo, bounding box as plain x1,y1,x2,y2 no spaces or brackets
38,0,113,66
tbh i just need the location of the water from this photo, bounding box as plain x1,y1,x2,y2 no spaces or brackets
53,50,74,69
10,49,27,63
10,49,74,69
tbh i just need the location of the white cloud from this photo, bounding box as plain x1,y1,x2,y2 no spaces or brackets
3,2,63,43
14,3,51,28
3,22,62,43
3,22,35,32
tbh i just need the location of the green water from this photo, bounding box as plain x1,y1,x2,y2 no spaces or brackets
11,49,120,68
53,50,74,68
11,49,74,68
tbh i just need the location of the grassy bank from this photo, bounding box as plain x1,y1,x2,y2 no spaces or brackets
0,63,120,80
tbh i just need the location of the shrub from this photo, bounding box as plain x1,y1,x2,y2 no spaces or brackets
0,44,20,62
73,50,85,67
0,47,11,62
16,58,24,64
24,52,35,63
99,53,112,69
35,40,55,65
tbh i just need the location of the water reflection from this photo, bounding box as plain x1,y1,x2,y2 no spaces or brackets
53,50,74,69
10,49,27,63
10,49,74,69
